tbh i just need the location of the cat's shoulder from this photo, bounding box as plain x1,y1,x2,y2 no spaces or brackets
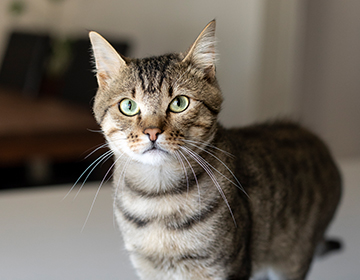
221,120,307,136
218,120,323,147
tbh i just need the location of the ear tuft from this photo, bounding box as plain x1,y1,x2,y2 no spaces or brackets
89,31,126,87
183,20,217,79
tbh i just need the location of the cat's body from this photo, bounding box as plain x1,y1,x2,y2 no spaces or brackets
89,21,341,280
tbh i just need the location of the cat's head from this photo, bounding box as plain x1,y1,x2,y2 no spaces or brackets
90,20,222,166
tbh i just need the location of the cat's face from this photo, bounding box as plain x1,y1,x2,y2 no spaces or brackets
90,21,222,166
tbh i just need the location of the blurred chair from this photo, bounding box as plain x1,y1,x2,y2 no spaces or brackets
0,31,51,97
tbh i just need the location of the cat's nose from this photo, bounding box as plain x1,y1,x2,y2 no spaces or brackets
144,128,162,142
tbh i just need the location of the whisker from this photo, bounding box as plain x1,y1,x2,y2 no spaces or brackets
185,142,248,197
102,170,115,185
81,183,102,232
182,139,235,158
177,150,201,212
182,144,240,190
81,152,124,232
181,146,237,226
84,143,109,159
74,150,114,199
113,156,132,228
62,149,113,201
87,129,103,134
174,151,189,196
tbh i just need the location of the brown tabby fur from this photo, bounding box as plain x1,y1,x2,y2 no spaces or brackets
89,20,341,280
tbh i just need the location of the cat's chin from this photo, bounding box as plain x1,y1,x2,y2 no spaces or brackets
134,149,172,166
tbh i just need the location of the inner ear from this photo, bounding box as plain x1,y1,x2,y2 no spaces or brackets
89,31,126,87
182,20,217,80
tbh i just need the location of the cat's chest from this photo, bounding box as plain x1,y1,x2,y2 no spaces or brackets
113,161,218,257
114,161,190,220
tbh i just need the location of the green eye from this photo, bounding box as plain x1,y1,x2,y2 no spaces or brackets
169,96,189,113
119,98,140,116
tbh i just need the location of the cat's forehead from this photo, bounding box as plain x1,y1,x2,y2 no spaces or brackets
128,54,182,95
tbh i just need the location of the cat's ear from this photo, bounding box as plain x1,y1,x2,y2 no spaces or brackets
182,20,217,80
89,31,126,88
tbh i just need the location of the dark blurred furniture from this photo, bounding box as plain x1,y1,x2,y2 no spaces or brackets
0,31,50,97
0,88,107,188
0,89,104,165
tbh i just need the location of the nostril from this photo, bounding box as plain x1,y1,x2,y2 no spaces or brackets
144,128,162,142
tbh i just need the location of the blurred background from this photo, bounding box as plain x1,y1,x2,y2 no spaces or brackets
0,0,359,279
0,0,359,188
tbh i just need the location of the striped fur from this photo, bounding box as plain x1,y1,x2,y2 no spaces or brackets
89,20,342,280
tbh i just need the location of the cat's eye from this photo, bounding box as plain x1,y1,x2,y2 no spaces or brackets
119,98,140,116
169,96,189,113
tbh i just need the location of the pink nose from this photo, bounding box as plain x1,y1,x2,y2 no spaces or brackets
144,128,162,142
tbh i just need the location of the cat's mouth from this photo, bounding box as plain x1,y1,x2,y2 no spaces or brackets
143,145,168,155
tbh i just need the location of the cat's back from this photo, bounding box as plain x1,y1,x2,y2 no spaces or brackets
226,121,329,152
222,121,341,202
224,121,340,179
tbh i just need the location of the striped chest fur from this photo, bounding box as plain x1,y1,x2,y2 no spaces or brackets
89,20,342,280
114,161,213,245
112,155,235,280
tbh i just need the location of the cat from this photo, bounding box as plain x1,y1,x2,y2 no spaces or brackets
88,20,342,280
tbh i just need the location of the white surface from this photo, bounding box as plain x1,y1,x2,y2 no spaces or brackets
0,184,136,280
0,158,359,280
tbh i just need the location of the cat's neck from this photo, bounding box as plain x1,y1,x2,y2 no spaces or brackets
115,155,184,195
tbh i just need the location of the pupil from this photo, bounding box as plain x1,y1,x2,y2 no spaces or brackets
127,101,132,110
176,98,181,107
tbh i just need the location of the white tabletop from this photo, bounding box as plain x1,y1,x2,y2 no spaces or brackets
0,158,359,280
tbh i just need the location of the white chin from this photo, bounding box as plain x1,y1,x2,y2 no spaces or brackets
134,149,171,166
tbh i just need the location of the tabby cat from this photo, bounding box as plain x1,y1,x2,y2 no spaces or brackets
89,20,341,280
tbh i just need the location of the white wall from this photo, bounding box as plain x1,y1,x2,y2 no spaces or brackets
255,0,305,121
299,0,360,157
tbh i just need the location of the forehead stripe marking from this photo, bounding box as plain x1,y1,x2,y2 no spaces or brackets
135,56,175,94
136,62,146,91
